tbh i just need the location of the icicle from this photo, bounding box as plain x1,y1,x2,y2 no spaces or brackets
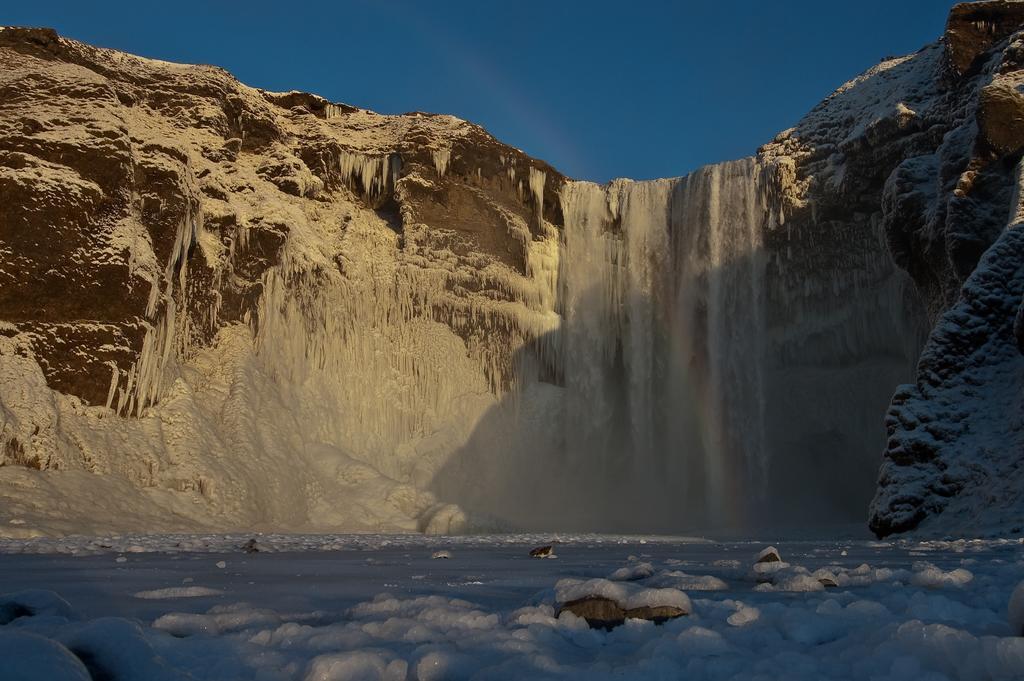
338,151,401,203
529,167,546,230
324,103,346,119
431,148,451,178
104,361,119,411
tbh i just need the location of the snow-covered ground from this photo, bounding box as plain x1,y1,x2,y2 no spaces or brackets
1,534,1023,680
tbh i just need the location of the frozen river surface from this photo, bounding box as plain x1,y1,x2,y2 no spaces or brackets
1,533,1023,680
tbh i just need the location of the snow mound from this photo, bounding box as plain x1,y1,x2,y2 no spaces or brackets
0,630,91,681
0,589,75,623
727,605,761,627
624,587,692,612
305,651,407,681
58,617,189,681
645,570,729,591
911,564,975,589
607,562,655,581
554,578,691,613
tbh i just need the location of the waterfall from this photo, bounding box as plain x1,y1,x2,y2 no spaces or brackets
556,159,769,528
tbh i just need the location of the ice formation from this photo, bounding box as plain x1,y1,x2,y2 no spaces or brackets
338,151,401,203
431,148,451,178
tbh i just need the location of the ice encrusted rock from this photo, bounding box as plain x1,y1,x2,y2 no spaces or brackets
870,227,1024,537
554,578,691,629
865,3,1024,537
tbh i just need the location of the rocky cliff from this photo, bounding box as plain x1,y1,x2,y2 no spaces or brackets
0,25,564,535
862,1,1024,537
0,2,1021,538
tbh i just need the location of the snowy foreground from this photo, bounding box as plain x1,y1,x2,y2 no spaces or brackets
1,534,1023,680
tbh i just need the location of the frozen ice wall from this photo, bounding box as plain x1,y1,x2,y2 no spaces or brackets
433,157,926,531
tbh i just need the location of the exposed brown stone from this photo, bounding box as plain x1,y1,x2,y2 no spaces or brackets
978,79,1024,154
0,26,565,416
557,596,688,631
945,1,1024,76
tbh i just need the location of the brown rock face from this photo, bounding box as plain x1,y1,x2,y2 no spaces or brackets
978,79,1024,155
945,1,1024,76
0,25,564,417
0,25,570,533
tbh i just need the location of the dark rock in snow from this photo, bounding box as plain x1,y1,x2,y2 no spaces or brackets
557,596,687,631
755,546,782,564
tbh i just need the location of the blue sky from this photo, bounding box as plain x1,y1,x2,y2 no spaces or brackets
6,1,953,182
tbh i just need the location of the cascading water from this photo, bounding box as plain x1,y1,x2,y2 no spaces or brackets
432,156,924,531
553,159,771,529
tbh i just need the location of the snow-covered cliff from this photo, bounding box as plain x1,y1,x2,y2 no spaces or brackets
0,26,565,535
1,1,1022,537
